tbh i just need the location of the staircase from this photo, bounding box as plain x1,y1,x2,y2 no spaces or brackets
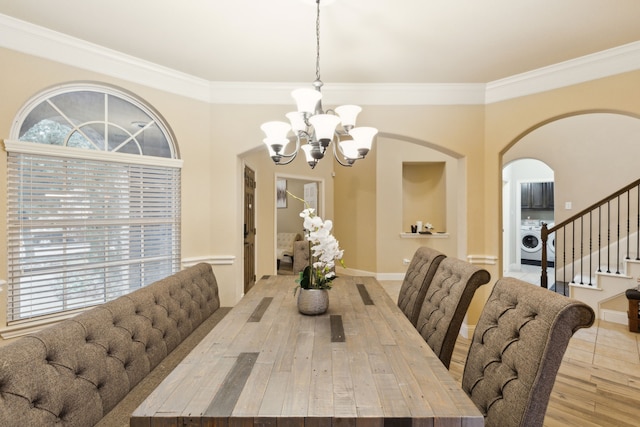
568,259,639,324
540,179,640,325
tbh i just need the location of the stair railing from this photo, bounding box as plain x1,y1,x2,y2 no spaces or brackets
541,178,640,291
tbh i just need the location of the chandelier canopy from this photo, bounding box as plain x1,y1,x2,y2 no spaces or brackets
261,0,378,169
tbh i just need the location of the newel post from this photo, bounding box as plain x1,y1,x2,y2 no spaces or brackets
541,223,549,288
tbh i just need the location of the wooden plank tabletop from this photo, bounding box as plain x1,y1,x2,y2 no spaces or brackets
131,275,484,427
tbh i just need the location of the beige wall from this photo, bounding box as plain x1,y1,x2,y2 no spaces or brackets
334,140,378,274
2,46,640,334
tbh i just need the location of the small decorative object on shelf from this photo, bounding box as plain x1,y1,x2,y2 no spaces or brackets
289,192,345,315
418,222,434,234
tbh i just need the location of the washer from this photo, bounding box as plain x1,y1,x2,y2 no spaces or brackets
521,225,542,264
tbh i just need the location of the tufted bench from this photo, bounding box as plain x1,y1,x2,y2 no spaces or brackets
0,262,225,427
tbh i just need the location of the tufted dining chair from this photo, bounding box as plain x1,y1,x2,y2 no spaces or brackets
462,277,595,427
415,257,490,368
397,247,446,326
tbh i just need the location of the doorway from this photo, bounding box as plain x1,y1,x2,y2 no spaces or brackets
502,159,554,282
275,175,323,275
244,165,256,293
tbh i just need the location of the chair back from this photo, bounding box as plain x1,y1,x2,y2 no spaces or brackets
462,277,595,427
397,247,446,326
292,240,310,274
415,257,490,368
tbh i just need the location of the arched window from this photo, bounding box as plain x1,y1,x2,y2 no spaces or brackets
5,82,182,323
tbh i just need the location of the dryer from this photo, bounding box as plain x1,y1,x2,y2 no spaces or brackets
546,223,555,265
521,225,542,264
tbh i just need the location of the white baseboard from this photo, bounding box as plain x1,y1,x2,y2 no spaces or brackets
600,308,628,326
459,323,475,340
376,273,406,281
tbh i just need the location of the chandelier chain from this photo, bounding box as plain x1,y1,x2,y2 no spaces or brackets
315,0,321,83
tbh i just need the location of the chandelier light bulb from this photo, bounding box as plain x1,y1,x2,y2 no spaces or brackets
335,105,362,130
292,88,322,114
301,144,323,168
260,121,291,140
263,137,289,155
286,112,306,133
308,114,341,144
349,126,378,152
339,140,360,160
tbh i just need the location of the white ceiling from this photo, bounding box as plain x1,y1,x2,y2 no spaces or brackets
1,0,640,87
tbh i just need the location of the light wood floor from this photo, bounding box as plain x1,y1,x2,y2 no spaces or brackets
380,279,640,427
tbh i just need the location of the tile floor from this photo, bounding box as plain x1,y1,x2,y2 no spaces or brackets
504,263,554,286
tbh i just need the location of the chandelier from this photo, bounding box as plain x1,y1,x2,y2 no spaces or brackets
260,0,378,169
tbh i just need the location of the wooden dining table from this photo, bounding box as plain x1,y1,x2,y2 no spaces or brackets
131,274,484,427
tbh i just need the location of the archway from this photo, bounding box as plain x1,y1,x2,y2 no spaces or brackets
500,111,640,284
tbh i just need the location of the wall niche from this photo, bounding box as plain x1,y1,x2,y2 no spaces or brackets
402,162,446,233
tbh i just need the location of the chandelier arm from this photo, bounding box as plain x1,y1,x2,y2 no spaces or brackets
274,152,298,165
272,136,301,165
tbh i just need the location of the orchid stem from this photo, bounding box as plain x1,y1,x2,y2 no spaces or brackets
286,190,311,211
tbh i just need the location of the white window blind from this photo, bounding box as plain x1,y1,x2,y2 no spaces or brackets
6,151,181,322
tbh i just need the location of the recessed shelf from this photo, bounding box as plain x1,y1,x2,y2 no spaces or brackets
400,232,449,239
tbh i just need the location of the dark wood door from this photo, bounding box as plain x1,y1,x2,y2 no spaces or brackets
244,166,256,294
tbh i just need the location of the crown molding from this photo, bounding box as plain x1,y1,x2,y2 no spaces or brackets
1,13,639,106
486,41,640,103
209,81,486,105
0,13,211,102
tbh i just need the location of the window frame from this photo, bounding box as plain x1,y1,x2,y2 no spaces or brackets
4,82,182,326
